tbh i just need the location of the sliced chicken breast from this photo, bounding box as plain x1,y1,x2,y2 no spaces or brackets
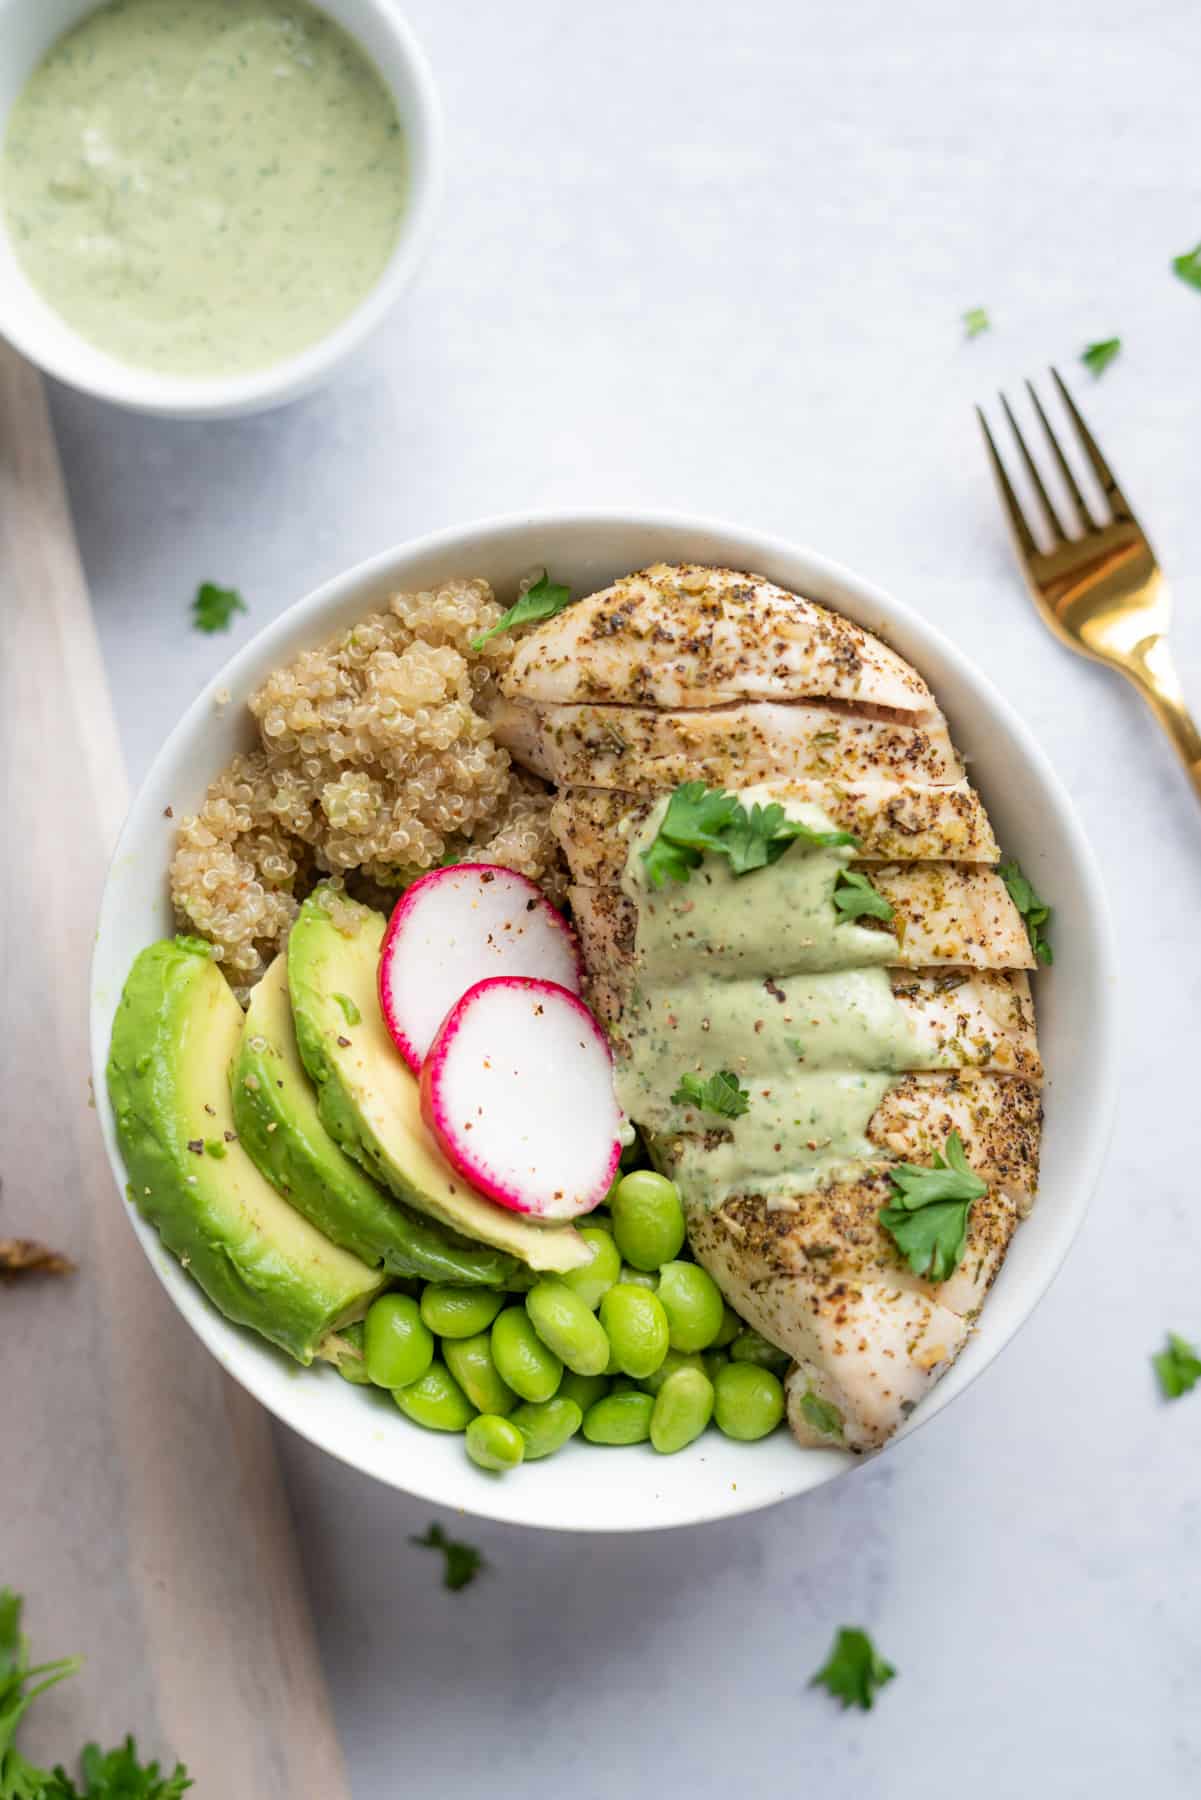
491,697,962,792
568,864,1034,976
551,784,1000,886
502,563,937,717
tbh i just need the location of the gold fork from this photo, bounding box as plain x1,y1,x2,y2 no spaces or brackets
977,369,1201,801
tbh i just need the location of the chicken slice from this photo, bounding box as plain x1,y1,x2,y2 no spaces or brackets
491,697,962,792
568,864,1034,976
502,563,937,716
869,1071,1041,1206
550,783,1000,886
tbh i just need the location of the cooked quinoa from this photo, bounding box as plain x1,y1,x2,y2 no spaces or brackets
171,576,565,988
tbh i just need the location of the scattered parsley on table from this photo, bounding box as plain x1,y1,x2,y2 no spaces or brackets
1171,243,1201,291
811,1627,896,1710
470,571,573,651
1153,1332,1201,1400
962,307,990,339
191,582,247,634
1080,338,1121,377
410,1523,485,1591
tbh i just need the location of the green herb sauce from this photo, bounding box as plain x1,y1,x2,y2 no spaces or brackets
617,786,935,1208
1,0,408,377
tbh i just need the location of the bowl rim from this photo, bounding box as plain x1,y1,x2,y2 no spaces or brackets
90,507,1121,1530
0,0,444,418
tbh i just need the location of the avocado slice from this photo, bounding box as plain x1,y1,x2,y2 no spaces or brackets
287,890,591,1273
232,954,518,1287
107,937,383,1363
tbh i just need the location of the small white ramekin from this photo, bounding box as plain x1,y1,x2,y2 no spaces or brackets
0,0,442,418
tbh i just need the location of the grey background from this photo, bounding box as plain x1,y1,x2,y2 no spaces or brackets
55,0,1201,1793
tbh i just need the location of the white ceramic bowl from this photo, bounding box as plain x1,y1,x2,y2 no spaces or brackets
0,0,442,418
90,512,1119,1531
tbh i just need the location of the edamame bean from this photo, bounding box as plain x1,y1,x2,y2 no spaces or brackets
702,1348,730,1385
364,1293,434,1390
583,1389,655,1445
526,1279,611,1376
559,1227,622,1310
420,1284,505,1339
729,1328,790,1370
713,1362,785,1441
639,1349,706,1396
619,1264,657,1291
656,1261,726,1352
650,1367,714,1454
511,1396,583,1460
465,1414,525,1471
491,1305,562,1402
610,1170,686,1271
599,1283,670,1379
712,1305,742,1348
393,1361,476,1432
443,1332,517,1416
331,1320,372,1385
559,1370,610,1413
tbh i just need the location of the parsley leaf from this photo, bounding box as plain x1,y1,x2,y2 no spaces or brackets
1080,338,1121,377
998,858,1053,964
1153,1332,1201,1400
470,572,573,651
832,869,895,924
963,307,990,339
332,992,361,1027
410,1523,484,1591
670,1069,751,1120
798,1389,845,1442
811,1627,896,1711
1171,243,1201,291
46,1737,192,1798
190,583,246,634
878,1130,988,1282
641,782,858,889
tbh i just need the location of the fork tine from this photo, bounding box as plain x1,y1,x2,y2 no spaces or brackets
975,405,1039,561
999,391,1066,542
1050,367,1132,522
1025,380,1097,531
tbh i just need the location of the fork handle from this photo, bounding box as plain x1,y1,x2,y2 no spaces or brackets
1125,634,1201,801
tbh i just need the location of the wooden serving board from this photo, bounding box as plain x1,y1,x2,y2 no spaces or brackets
0,342,350,1794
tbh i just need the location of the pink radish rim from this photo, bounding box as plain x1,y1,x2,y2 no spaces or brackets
377,863,584,1073
420,974,621,1218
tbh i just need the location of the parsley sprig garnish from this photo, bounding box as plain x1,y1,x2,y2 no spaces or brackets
998,859,1053,964
191,582,246,634
470,571,573,651
963,307,990,339
811,1628,896,1711
1153,1332,1201,1400
671,1069,750,1120
878,1131,988,1282
0,1591,191,1798
832,869,895,924
641,782,858,889
410,1522,485,1591
1080,337,1121,377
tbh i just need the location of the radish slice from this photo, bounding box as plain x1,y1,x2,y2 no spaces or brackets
420,977,621,1221
378,863,582,1072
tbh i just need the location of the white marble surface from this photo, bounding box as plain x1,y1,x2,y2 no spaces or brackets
53,0,1201,1791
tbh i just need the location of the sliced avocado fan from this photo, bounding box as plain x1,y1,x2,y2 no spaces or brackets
233,953,518,1287
107,938,383,1364
287,889,592,1273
